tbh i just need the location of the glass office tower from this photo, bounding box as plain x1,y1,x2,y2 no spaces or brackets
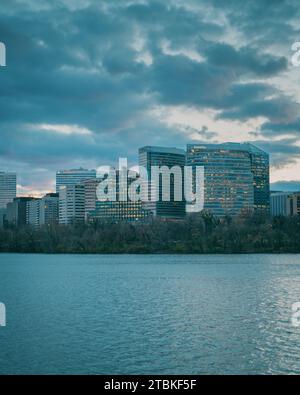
245,143,270,213
0,172,16,209
56,168,96,193
86,171,152,223
139,146,186,219
186,142,269,216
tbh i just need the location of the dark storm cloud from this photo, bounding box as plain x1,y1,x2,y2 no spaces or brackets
149,52,280,110
125,0,224,47
248,137,300,168
260,119,300,137
0,0,299,189
201,0,300,45
219,96,299,123
204,43,287,77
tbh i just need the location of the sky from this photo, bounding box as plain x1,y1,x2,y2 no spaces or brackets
1,0,300,196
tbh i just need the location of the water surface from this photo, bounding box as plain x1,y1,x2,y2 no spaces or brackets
0,254,300,374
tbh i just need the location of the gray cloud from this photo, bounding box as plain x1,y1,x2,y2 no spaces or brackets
0,0,299,191
220,96,299,123
205,43,287,77
260,119,300,138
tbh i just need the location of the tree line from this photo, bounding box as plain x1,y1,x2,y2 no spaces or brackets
0,212,300,254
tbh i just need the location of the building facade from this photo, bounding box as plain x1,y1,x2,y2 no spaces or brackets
244,143,270,212
139,146,186,219
0,172,16,209
26,193,59,227
40,193,59,226
270,192,290,216
82,178,101,221
6,197,34,226
270,192,300,216
59,184,85,225
186,143,260,217
26,199,41,226
287,192,300,216
0,208,6,228
56,168,96,193
87,171,152,223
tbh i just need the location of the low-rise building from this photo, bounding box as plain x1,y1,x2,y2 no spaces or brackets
87,200,152,223
287,192,300,216
270,192,290,216
270,191,300,216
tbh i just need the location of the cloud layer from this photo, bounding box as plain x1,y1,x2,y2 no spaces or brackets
0,0,300,193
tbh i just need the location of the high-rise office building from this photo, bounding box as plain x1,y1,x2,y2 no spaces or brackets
6,197,35,226
139,146,186,219
270,191,300,216
245,143,270,212
86,171,152,223
40,193,59,226
56,168,96,193
26,193,59,227
186,142,269,216
82,178,101,221
0,172,17,209
59,184,85,225
26,198,41,226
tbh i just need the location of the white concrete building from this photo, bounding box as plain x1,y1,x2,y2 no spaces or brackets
81,178,102,222
59,184,85,225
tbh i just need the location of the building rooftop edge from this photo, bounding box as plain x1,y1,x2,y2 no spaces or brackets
186,142,268,155
139,146,186,155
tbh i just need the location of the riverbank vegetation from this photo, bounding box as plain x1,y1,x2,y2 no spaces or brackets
0,212,300,254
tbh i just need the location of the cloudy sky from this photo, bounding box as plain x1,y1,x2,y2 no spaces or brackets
1,0,300,195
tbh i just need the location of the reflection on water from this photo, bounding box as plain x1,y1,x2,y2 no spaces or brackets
0,254,300,374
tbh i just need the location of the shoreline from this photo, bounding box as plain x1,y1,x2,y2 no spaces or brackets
1,251,300,255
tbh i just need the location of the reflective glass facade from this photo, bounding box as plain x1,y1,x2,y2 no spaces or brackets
186,142,269,216
139,146,186,219
87,200,151,223
87,171,152,223
56,168,96,193
246,144,270,212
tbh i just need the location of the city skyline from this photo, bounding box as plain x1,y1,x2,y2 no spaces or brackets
1,142,295,199
2,0,300,379
1,1,300,196
0,141,271,226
